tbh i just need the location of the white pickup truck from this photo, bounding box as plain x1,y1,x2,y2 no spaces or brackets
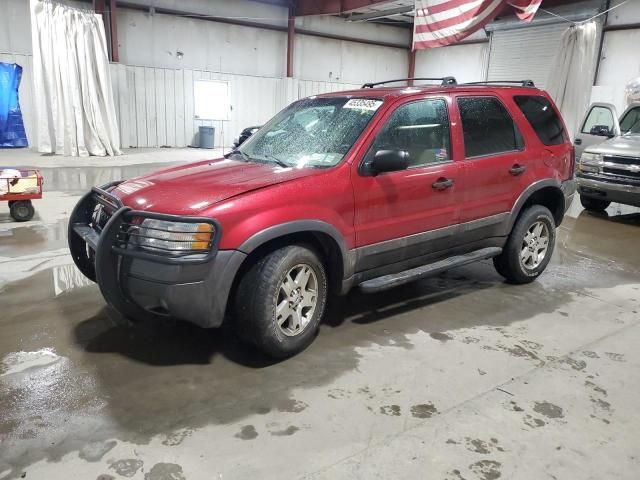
574,102,640,210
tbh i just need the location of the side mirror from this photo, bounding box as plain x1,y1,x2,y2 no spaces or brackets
589,125,614,137
369,150,409,175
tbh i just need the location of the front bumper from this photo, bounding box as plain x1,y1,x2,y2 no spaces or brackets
67,184,246,328
576,174,640,208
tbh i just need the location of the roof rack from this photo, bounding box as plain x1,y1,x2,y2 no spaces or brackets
361,77,457,89
462,80,536,88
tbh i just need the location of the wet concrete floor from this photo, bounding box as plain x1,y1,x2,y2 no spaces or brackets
1,162,639,479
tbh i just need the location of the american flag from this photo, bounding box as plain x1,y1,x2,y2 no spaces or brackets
412,0,543,50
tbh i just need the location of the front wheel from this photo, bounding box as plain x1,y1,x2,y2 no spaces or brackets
580,195,610,211
494,205,556,284
10,200,35,222
235,245,328,358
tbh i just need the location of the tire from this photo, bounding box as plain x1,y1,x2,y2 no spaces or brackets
580,195,610,212
9,200,35,222
493,205,556,284
234,245,328,358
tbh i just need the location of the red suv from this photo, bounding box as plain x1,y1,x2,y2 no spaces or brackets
68,78,576,358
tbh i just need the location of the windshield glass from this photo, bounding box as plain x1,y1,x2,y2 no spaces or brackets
236,97,383,168
620,106,640,134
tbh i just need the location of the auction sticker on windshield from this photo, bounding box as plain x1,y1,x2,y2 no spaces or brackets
344,99,383,111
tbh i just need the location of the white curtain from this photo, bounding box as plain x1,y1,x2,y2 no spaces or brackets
545,21,599,138
30,0,121,157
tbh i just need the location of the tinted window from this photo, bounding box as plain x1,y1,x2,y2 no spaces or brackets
369,99,451,167
458,97,522,158
620,106,640,134
581,106,615,134
514,95,565,146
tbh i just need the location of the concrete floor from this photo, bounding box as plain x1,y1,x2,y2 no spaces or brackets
1,149,639,480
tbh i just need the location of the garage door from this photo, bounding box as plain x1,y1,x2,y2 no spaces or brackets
486,23,569,90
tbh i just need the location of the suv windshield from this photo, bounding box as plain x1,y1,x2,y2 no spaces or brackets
620,106,640,135
235,97,383,168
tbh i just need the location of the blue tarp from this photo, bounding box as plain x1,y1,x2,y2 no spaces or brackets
0,62,28,148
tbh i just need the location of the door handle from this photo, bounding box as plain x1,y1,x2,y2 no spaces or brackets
574,138,583,145
509,164,527,176
432,177,454,190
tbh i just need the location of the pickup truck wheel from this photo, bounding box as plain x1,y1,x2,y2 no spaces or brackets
235,245,328,358
580,195,610,211
493,205,555,284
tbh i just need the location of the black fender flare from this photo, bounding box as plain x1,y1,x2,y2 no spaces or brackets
504,179,564,234
237,220,355,279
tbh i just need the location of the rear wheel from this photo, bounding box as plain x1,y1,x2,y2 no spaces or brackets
580,195,610,211
9,200,34,222
235,245,328,358
494,205,556,284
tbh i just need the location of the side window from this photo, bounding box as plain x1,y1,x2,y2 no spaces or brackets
457,97,523,158
619,106,640,134
581,106,614,134
514,95,565,146
369,99,451,168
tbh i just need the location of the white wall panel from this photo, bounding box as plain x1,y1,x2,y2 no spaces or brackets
606,0,640,26
294,35,407,84
415,43,488,84
101,65,361,150
595,29,640,113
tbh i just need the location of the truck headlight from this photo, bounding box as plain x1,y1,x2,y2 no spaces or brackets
579,152,602,173
580,152,602,164
132,219,214,253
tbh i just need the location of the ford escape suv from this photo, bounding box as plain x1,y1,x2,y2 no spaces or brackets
68,78,576,358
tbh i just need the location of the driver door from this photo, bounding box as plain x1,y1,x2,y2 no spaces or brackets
574,103,619,158
351,96,462,271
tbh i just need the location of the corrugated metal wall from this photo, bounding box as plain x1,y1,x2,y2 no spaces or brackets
486,24,569,90
0,52,360,151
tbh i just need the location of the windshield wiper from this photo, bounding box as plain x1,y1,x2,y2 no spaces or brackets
224,150,250,161
263,154,290,168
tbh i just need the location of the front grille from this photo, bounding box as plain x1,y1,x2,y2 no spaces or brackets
603,155,640,166
91,204,112,233
603,167,640,180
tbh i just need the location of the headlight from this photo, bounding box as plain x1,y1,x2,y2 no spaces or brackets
580,152,602,164
132,219,214,254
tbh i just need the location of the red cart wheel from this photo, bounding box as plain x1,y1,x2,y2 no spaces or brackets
10,200,35,222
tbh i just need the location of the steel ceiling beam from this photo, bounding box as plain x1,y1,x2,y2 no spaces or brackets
296,0,392,16
347,5,413,22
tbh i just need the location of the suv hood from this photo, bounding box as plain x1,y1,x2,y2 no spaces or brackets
586,135,640,157
110,158,317,215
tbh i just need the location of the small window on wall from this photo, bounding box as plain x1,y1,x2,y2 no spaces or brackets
194,80,230,120
514,95,565,146
581,106,614,134
457,97,523,158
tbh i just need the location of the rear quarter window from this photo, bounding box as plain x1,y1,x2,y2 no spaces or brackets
514,95,566,146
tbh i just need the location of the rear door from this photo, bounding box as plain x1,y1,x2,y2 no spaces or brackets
513,94,574,181
455,95,534,224
574,103,619,158
351,96,462,270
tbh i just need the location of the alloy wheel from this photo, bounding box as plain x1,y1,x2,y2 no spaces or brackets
520,221,550,270
275,263,318,337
